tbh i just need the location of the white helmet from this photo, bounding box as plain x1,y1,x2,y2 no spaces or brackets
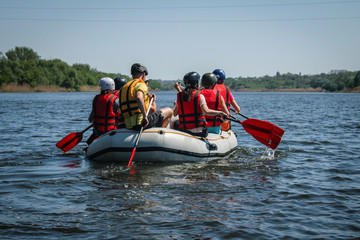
98,77,115,91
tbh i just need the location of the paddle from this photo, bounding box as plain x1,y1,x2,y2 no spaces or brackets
56,124,93,152
127,97,154,167
226,111,285,150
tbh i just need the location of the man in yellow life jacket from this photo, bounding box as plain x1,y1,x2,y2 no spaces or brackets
119,63,173,130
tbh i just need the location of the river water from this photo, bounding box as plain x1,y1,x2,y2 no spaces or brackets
0,91,359,239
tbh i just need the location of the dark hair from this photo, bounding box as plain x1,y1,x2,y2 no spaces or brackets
182,84,198,102
182,71,200,102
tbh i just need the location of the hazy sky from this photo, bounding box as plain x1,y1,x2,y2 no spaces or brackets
1,0,359,80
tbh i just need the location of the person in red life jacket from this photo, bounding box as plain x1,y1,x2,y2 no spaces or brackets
200,73,230,134
86,77,119,145
213,69,240,131
113,76,127,97
113,76,127,128
172,72,228,137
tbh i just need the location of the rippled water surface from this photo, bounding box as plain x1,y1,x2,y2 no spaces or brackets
0,91,359,239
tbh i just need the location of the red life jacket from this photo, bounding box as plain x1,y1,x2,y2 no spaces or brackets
214,84,231,110
201,89,222,127
93,93,118,132
177,90,206,130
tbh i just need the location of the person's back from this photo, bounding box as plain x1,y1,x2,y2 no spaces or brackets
212,69,240,131
173,71,228,137
119,77,149,129
201,73,229,134
213,83,231,109
92,92,118,132
87,77,119,144
200,73,222,129
119,63,173,130
177,88,206,131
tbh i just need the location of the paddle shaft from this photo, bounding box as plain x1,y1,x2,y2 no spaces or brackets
230,108,249,119
127,97,154,167
82,124,93,133
225,115,241,123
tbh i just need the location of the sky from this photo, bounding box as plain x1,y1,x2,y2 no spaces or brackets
1,0,360,80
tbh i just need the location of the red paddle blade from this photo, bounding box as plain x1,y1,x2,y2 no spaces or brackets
241,118,284,149
56,132,83,152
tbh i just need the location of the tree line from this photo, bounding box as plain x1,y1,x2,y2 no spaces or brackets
0,46,131,91
1,47,359,92
225,70,360,92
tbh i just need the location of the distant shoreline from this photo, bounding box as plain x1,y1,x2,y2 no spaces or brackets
0,84,100,93
1,84,359,93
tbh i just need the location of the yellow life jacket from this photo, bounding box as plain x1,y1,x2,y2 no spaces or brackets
119,79,149,118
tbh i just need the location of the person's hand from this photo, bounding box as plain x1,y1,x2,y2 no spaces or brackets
141,116,149,128
150,93,156,102
174,82,182,92
219,111,229,121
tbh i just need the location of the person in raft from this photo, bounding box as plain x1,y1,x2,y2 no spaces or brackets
213,69,240,131
113,76,127,128
87,77,119,144
119,63,173,130
113,76,127,97
172,71,228,137
200,72,230,134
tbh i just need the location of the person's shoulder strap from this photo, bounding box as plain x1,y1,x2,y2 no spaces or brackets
215,89,220,110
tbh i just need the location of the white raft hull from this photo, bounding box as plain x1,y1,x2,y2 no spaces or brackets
86,128,238,163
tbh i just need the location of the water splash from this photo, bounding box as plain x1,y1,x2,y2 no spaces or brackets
260,147,275,160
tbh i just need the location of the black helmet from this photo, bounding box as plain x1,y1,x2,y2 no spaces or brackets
131,63,148,76
183,72,200,87
114,76,127,90
201,73,217,88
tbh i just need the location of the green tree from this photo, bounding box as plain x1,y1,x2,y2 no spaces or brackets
5,46,40,61
353,71,360,88
148,79,161,90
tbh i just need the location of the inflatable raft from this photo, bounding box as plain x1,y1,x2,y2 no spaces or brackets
86,128,238,163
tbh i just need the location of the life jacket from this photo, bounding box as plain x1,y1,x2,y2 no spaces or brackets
93,93,118,132
214,84,231,110
201,89,222,127
119,79,149,119
177,90,206,130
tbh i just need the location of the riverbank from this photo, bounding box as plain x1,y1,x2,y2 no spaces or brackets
235,87,323,92
236,87,360,93
0,84,100,92
1,84,359,93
